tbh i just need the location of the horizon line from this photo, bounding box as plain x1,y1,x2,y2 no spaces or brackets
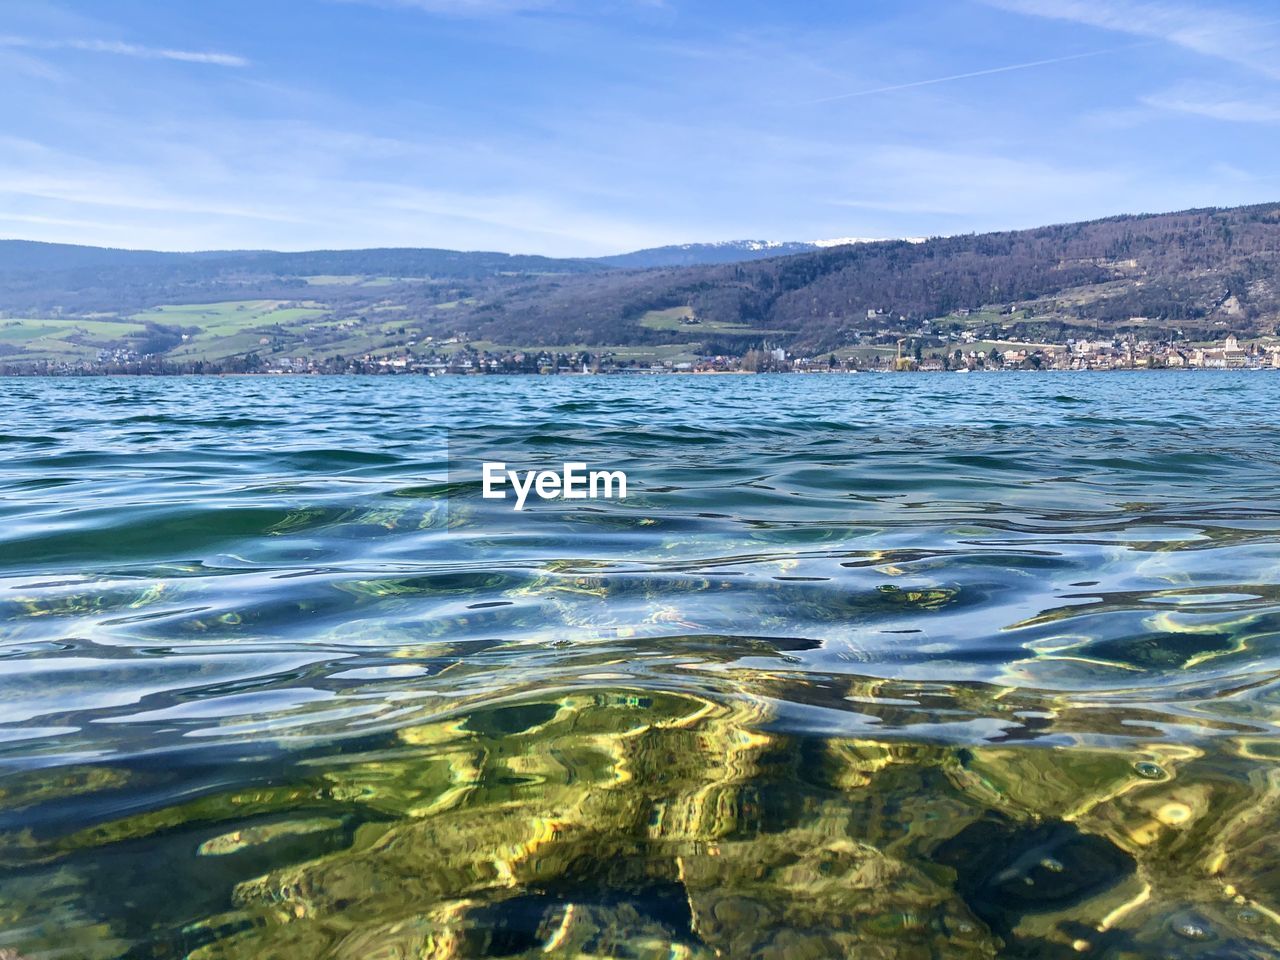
1,197,1276,260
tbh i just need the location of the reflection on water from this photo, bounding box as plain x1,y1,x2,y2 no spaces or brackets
1,373,1280,958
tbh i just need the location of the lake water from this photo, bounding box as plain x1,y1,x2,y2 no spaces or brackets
2,373,1280,958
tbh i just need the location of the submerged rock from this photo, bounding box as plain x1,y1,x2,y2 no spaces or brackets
932,815,1136,941
4,682,1280,959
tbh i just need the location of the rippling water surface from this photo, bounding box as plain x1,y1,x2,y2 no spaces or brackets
3,373,1280,958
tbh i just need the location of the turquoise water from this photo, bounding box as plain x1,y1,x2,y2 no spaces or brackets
2,373,1280,958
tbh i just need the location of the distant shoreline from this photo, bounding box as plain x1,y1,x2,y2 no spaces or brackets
3,367,1277,379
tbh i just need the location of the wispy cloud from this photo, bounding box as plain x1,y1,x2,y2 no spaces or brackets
0,127,671,254
827,146,1135,222
336,0,557,16
4,1,1278,253
0,46,66,82
336,0,661,17
980,0,1280,78
0,35,248,67
1143,83,1280,123
803,45,1139,104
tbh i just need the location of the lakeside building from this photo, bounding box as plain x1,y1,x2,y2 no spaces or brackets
1191,334,1249,368
12,334,1280,377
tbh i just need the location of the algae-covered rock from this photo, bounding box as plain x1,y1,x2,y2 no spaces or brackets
3,682,1280,959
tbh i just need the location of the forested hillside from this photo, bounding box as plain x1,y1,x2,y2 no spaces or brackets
457,204,1280,350
0,242,606,316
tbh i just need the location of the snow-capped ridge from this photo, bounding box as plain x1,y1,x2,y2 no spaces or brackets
810,236,928,247
680,240,795,251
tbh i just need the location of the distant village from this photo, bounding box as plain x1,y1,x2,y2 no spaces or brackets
7,330,1280,377
196,332,1280,375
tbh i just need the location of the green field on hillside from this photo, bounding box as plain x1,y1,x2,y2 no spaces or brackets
936,308,1031,328
638,306,788,336
133,300,331,363
0,317,149,362
133,300,327,332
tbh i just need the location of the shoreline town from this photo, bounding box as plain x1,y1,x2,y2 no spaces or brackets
6,333,1280,376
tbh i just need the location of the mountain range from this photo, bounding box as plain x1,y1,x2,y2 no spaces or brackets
1,202,1277,368
595,240,823,268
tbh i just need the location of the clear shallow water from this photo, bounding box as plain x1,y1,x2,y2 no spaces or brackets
1,373,1280,958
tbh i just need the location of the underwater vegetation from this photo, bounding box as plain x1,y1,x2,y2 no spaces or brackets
1,684,1278,958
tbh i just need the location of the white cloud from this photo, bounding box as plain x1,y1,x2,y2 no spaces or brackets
0,35,248,67
829,146,1135,222
0,127,671,255
1143,84,1280,123
980,0,1280,78
4,3,1279,256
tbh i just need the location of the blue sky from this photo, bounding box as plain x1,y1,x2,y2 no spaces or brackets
1,0,1278,255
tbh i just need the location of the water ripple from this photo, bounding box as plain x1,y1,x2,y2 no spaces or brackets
3,372,1280,957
